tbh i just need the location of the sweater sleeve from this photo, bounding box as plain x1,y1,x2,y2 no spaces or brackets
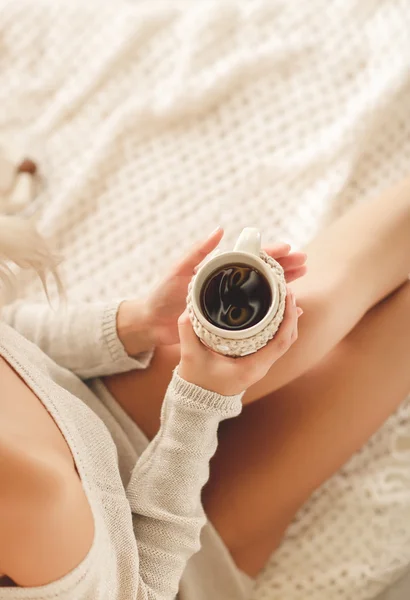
1,300,153,379
126,369,243,600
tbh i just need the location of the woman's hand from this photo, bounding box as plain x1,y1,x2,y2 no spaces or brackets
116,227,224,355
144,227,226,346
117,229,307,356
178,288,302,397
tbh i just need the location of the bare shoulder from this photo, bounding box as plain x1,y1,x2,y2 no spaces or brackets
0,442,94,587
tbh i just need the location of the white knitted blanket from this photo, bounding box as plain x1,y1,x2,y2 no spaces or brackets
1,1,410,598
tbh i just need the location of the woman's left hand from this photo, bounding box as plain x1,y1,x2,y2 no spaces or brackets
117,228,307,355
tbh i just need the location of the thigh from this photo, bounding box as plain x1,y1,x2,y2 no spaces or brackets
104,343,181,440
203,282,410,576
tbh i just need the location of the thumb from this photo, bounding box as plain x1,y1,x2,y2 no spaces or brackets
178,309,204,355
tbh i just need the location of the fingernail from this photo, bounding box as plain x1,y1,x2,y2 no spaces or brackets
297,307,304,316
209,226,222,237
292,293,297,306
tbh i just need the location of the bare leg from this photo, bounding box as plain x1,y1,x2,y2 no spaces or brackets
246,176,410,401
203,281,410,576
105,178,410,437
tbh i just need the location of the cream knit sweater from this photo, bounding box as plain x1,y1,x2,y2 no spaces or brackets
0,301,243,599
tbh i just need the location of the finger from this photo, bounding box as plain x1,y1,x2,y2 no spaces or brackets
284,265,308,283
193,248,220,274
173,227,224,276
275,252,307,270
263,243,291,259
290,309,301,342
178,309,207,356
256,288,298,362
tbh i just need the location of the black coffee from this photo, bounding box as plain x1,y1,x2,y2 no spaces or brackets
200,263,272,331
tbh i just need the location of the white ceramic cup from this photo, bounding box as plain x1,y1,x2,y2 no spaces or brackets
188,228,286,356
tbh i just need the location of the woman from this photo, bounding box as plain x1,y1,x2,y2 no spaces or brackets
0,177,409,599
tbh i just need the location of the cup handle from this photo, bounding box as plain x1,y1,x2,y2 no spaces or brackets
233,227,261,256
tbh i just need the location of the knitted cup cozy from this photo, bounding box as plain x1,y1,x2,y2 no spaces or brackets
187,250,287,357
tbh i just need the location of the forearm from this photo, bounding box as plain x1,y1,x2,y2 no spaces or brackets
2,300,154,378
129,370,243,599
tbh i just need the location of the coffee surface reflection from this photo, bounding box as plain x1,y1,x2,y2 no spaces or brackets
200,263,272,331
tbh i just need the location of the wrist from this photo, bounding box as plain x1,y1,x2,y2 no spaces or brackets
116,300,156,357
171,370,244,416
178,362,246,397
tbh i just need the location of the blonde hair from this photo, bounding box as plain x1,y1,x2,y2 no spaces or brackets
0,215,62,305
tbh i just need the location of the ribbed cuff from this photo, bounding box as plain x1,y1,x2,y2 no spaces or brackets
170,369,243,419
101,301,153,370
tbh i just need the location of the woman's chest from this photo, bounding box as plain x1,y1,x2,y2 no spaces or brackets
0,357,75,470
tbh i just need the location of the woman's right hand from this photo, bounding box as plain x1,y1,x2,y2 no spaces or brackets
178,288,302,397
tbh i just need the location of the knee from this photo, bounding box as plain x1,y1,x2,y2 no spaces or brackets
394,279,410,302
296,271,366,351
